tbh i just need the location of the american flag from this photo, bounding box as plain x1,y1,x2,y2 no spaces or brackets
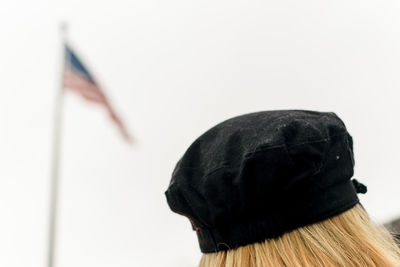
63,44,132,142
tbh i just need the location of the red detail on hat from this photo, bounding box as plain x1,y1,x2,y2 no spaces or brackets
174,210,201,232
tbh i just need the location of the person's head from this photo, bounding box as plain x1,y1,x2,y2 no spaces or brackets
165,110,400,266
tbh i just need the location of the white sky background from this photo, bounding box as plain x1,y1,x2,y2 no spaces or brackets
1,0,400,266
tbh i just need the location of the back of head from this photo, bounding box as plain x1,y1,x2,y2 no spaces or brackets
165,110,400,266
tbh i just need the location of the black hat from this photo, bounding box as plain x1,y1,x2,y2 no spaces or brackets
165,110,367,253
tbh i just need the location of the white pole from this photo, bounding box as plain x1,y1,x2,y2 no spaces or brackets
47,23,67,267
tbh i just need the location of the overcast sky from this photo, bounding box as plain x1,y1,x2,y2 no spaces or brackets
1,0,400,266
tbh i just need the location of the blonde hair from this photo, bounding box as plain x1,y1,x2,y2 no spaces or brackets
199,204,400,267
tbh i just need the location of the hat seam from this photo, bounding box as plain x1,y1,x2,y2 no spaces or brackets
173,131,349,179
248,131,348,156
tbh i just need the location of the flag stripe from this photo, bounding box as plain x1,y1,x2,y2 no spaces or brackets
63,44,132,142
64,70,107,104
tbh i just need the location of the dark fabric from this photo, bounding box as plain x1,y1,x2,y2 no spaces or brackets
165,110,367,253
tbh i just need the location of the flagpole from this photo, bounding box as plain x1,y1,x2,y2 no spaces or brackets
47,23,67,267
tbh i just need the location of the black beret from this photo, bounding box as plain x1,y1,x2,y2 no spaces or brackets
165,110,367,253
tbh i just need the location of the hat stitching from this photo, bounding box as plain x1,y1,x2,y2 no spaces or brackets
173,132,350,180
248,131,348,155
